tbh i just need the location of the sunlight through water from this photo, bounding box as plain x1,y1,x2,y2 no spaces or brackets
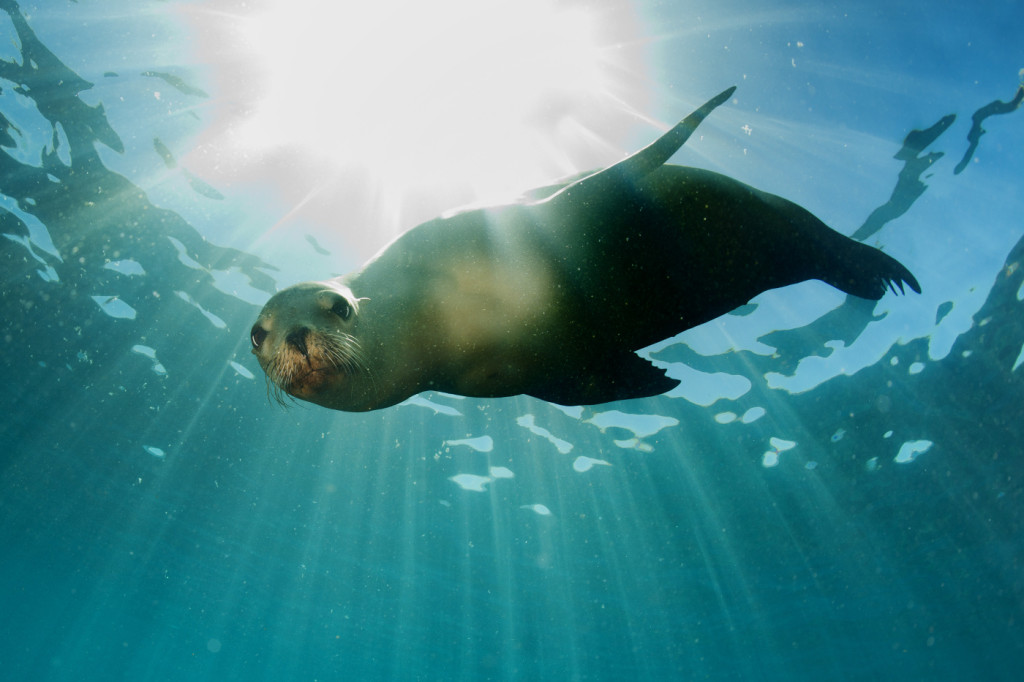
4,1,1023,679
189,0,647,201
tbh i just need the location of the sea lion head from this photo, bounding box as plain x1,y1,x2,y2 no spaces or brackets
250,280,372,409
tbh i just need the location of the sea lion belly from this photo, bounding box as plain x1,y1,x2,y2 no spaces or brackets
417,222,570,398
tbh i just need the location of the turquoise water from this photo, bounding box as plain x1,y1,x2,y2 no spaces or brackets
2,1,1022,680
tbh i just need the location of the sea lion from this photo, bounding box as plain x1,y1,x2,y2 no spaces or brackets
250,86,920,411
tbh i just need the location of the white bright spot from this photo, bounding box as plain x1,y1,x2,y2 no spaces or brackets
714,411,737,424
230,361,255,379
167,237,205,271
91,295,137,320
224,0,620,195
449,473,491,492
895,439,933,464
908,362,925,375
144,445,166,459
444,436,494,452
769,437,797,452
613,438,654,453
883,430,894,439
573,456,611,472
133,344,167,376
210,268,272,306
585,410,679,439
1,196,60,258
521,504,552,516
103,259,146,276
131,345,157,359
657,362,752,405
550,404,585,420
489,466,515,479
741,407,766,423
516,414,574,454
762,450,779,468
175,291,227,329
400,395,463,416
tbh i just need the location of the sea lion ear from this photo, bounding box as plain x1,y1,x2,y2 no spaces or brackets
349,295,369,315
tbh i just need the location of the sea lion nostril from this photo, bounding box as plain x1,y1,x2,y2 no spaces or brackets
250,324,267,350
286,327,310,357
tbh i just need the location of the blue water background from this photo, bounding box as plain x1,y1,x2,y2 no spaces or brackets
1,1,1022,680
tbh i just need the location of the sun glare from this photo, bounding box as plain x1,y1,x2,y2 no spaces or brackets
221,0,641,198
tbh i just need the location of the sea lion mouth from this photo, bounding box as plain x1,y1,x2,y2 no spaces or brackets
285,363,352,400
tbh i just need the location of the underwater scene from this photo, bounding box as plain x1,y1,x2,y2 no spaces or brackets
1,0,1022,680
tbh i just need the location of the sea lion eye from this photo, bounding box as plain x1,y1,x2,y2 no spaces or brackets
250,323,268,350
331,298,352,320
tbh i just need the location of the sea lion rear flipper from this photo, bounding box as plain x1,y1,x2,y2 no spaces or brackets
823,238,922,300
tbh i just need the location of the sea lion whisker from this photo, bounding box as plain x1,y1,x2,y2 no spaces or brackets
327,332,379,399
321,331,362,373
320,340,350,371
264,363,291,407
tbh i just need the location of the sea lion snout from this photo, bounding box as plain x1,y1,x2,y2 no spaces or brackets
286,327,311,357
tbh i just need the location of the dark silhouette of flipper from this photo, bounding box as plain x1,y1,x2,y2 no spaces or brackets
821,237,922,299
529,351,679,405
545,86,736,203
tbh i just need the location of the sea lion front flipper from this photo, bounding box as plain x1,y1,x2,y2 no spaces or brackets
530,353,679,406
545,85,736,203
610,85,736,178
